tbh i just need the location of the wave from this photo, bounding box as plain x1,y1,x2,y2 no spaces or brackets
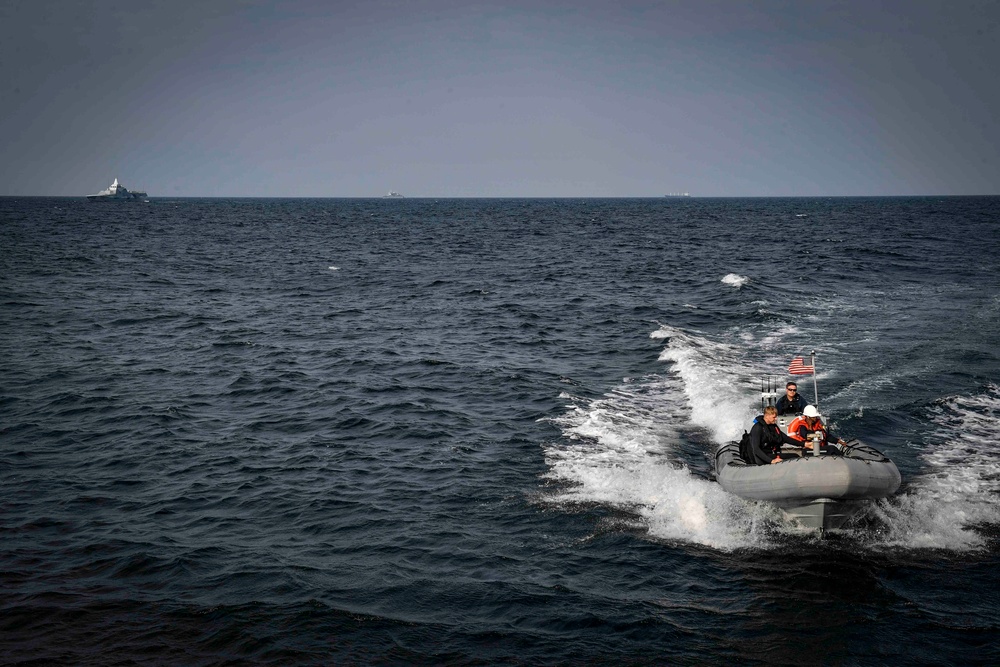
720,273,749,288
864,385,1000,550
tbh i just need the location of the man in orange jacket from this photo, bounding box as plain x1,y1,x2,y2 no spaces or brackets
787,405,847,451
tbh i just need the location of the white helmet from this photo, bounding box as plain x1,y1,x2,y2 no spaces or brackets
803,405,820,418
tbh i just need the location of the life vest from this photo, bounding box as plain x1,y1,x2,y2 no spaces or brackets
787,415,827,444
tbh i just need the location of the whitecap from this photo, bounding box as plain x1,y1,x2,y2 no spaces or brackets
721,273,749,288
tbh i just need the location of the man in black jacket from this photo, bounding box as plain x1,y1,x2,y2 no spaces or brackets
775,382,806,415
746,406,801,465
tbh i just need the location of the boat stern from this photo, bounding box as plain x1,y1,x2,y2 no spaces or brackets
774,497,866,534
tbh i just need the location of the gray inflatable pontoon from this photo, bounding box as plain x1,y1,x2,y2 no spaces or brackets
714,437,901,533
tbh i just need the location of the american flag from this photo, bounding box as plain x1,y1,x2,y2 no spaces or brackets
788,356,814,375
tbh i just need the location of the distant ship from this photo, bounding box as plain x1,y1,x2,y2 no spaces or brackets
383,191,404,198
87,178,147,201
664,192,691,197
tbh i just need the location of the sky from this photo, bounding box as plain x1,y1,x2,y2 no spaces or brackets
1,0,998,197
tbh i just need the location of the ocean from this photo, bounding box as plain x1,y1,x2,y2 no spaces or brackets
2,196,998,665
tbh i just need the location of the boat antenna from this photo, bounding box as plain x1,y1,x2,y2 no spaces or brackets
760,375,780,412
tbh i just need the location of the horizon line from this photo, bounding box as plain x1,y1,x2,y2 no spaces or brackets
3,193,998,199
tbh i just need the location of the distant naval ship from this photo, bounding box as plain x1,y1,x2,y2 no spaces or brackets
383,191,404,198
87,178,147,200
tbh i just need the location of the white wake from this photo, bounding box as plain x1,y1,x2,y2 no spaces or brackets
541,325,782,550
865,385,1000,550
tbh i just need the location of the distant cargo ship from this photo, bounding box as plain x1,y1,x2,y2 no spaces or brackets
664,192,691,197
87,178,147,200
383,191,404,198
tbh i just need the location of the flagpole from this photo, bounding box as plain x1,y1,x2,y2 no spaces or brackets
811,350,818,408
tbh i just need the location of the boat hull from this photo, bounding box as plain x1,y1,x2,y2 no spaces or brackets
772,498,866,532
714,441,901,532
87,192,146,201
86,178,146,200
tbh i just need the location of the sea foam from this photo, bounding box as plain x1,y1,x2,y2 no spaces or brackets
865,385,1000,550
541,326,778,551
542,380,776,551
721,273,749,288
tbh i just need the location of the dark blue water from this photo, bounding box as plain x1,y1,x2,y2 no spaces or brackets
2,197,999,665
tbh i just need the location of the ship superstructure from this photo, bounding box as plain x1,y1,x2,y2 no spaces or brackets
87,178,147,200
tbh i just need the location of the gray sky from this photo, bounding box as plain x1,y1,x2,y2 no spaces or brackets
2,0,998,196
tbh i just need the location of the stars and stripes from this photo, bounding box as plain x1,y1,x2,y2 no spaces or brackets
788,356,814,375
